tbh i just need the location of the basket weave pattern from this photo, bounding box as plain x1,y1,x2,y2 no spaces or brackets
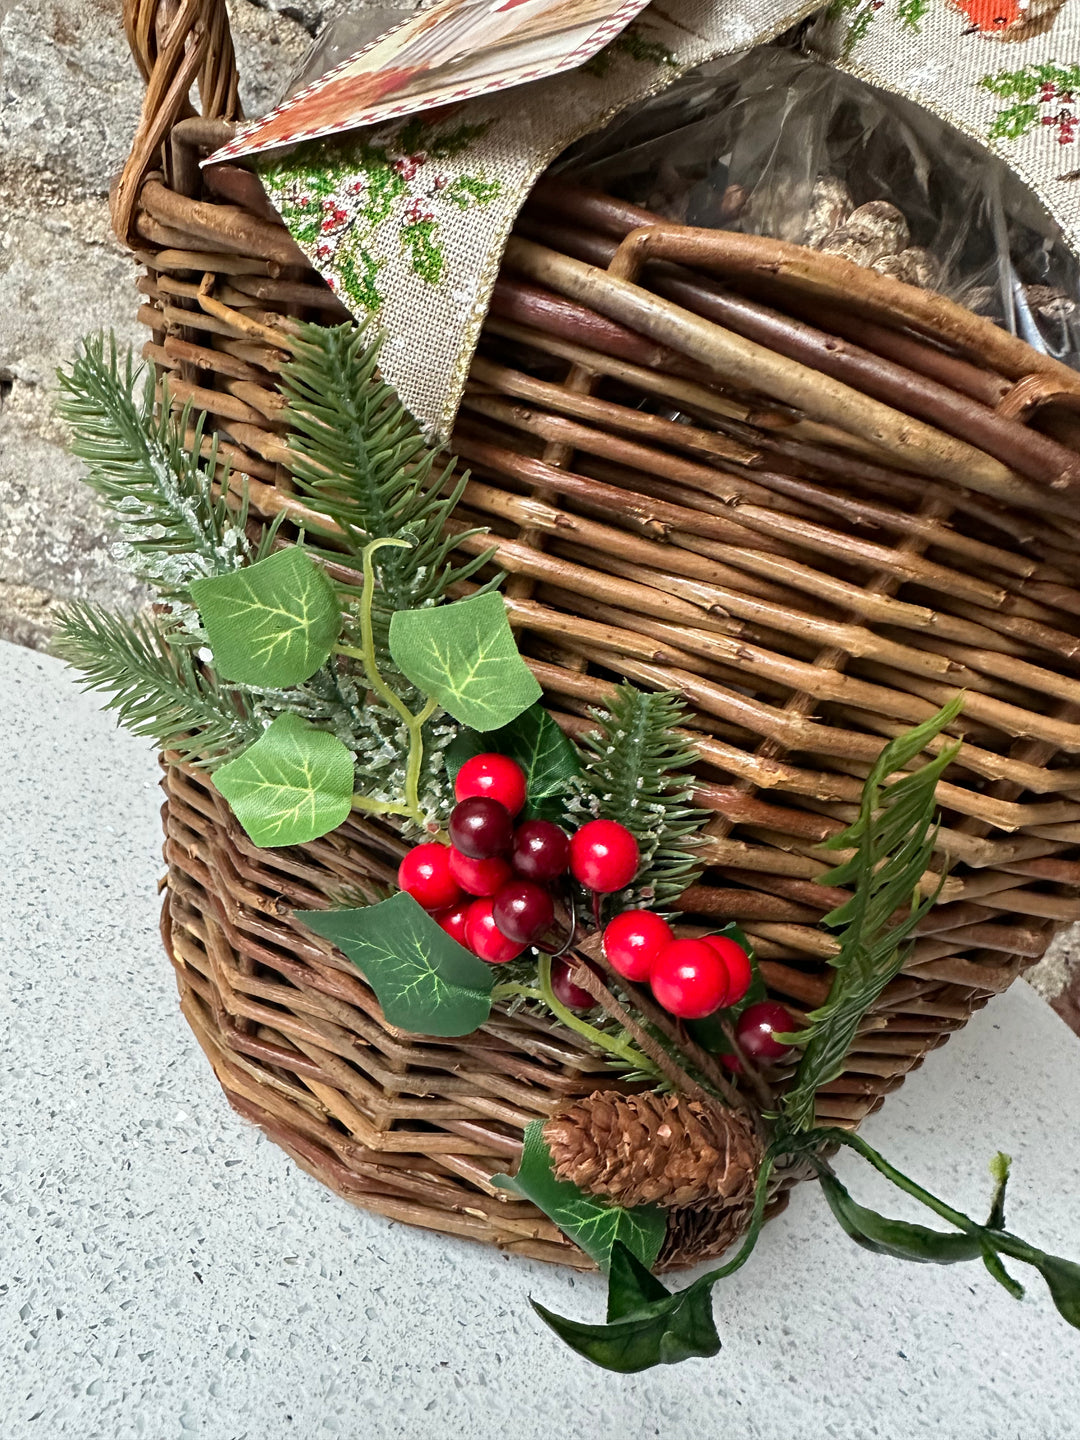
121,0,1080,1266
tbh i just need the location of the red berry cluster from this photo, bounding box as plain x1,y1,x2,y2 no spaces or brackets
1038,84,1076,145
603,913,754,1019
397,754,642,965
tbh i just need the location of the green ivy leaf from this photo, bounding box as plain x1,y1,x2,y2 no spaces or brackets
533,1249,721,1374
297,890,494,1037
816,1165,983,1265
1032,1253,1080,1329
191,547,341,687
388,592,541,731
488,703,582,821
213,712,354,846
493,1120,666,1273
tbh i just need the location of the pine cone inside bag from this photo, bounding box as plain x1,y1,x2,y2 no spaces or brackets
542,1089,764,1210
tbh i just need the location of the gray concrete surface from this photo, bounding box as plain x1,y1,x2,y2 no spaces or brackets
3,636,1080,1440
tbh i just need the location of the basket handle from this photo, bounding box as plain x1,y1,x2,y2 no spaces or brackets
113,0,241,245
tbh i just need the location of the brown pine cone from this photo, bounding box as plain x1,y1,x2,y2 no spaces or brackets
542,1089,764,1209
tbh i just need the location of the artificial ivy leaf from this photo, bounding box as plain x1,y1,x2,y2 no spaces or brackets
297,890,494,1037
606,1239,675,1322
213,712,354,846
1031,1253,1080,1329
191,546,341,687
388,592,541,731
816,1165,983,1264
532,1273,721,1373
488,702,582,821
493,1120,666,1273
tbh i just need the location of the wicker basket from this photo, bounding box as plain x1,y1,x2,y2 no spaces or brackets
115,0,1080,1270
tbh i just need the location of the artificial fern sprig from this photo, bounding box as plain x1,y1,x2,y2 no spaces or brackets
53,602,260,766
780,694,965,1132
279,320,499,656
576,685,707,909
56,336,254,593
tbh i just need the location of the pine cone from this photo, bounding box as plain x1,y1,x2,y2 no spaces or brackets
543,1090,764,1209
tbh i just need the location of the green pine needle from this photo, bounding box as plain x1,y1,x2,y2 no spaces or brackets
278,320,499,656
781,696,965,1131
53,602,258,766
577,685,706,909
57,335,254,593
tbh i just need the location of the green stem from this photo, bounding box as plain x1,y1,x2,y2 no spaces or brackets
537,954,657,1076
816,1127,979,1234
339,538,439,826
491,983,545,1002
351,793,412,818
688,1151,777,1293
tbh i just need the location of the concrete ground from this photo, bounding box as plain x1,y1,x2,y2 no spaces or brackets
3,638,1080,1440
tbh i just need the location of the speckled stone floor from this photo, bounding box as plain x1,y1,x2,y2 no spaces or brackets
3,638,1080,1440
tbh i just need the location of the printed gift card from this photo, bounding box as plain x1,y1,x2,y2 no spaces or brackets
206,0,654,166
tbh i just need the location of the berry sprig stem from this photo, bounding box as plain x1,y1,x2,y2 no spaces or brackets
335,536,438,823
536,954,663,1083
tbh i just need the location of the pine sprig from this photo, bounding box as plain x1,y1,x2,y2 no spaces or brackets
53,602,259,766
576,685,706,909
780,696,965,1131
279,320,498,657
56,336,254,593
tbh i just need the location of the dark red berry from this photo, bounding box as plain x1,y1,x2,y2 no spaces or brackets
701,935,753,1008
455,753,527,817
649,938,729,1020
434,902,470,947
448,847,512,897
397,843,460,911
550,958,596,1011
492,879,554,944
511,820,570,882
602,909,673,983
569,819,639,893
735,1002,796,1063
448,796,513,859
465,898,526,963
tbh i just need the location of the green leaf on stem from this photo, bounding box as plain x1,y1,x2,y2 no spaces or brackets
492,1120,666,1273
605,1239,673,1320
297,891,494,1037
532,1260,721,1373
489,702,582,820
1032,1253,1080,1328
213,712,354,846
191,547,342,687
814,1163,983,1264
388,592,541,731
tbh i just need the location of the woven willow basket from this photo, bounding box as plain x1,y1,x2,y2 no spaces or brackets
114,1,1080,1270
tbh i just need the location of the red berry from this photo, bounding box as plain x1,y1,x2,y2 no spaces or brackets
569,819,639,893
735,1001,796,1063
550,958,596,1011
434,902,470,947
448,796,513,858
455,753,527,817
492,879,554,944
701,935,753,1008
465,898,526,963
602,909,673,983
511,820,570,882
448,847,512,897
397,843,460,911
649,939,729,1020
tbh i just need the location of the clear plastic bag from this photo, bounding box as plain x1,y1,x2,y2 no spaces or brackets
557,46,1080,363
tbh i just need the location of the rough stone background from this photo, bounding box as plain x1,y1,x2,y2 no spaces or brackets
0,0,1076,1017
